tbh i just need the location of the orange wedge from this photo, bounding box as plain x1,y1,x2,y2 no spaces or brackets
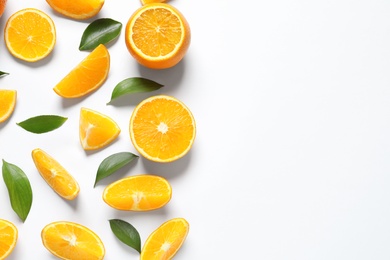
141,0,166,5
0,0,7,17
79,107,121,150
130,95,196,163
31,148,80,200
4,8,56,62
53,44,110,98
41,221,105,260
125,3,191,69
0,89,16,123
103,175,172,211
141,218,189,260
46,0,104,20
0,219,18,259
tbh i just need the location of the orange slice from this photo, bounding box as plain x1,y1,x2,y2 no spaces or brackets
140,0,166,5
41,221,105,260
125,3,191,69
141,218,189,260
31,148,80,200
0,89,16,123
130,95,196,163
79,107,121,150
53,44,110,98
4,8,56,62
0,0,7,17
103,175,172,211
46,0,104,20
0,219,18,259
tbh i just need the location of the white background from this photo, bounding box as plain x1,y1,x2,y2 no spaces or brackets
1,0,390,259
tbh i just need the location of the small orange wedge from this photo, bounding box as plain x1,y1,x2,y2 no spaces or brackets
31,148,80,200
130,95,196,163
103,175,172,211
46,0,105,20
0,219,18,259
41,221,105,260
141,218,189,260
4,8,56,62
79,107,121,150
53,44,110,98
0,89,16,123
140,0,166,5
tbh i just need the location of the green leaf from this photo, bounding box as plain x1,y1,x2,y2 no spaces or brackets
2,160,33,222
94,152,138,187
17,115,67,134
109,219,141,253
0,71,9,77
107,77,164,105
79,18,122,51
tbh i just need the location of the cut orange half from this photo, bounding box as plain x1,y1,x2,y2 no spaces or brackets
103,175,172,211
125,3,191,69
4,8,56,62
0,89,16,123
32,148,80,200
79,107,121,150
53,44,110,98
41,221,105,260
141,218,189,260
0,219,18,259
130,95,196,163
46,0,105,20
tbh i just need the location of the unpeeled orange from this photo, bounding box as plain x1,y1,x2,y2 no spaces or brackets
0,0,7,17
0,89,16,123
46,0,104,20
125,3,191,69
0,219,17,259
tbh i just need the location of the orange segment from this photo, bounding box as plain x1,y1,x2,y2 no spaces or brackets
141,218,189,260
31,148,80,200
79,107,121,150
125,3,191,69
46,0,104,20
141,0,166,5
0,89,16,123
130,95,196,163
53,44,110,98
4,8,56,62
103,175,172,211
0,219,18,259
41,221,105,260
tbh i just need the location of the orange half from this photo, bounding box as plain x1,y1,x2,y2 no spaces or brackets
0,219,18,259
0,89,16,123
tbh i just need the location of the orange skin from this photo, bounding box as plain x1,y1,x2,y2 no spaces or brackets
0,0,7,17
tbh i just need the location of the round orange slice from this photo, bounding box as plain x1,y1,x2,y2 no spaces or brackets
46,0,105,20
103,175,172,211
141,218,189,260
32,148,80,200
130,95,196,163
41,221,105,260
4,8,56,62
53,44,110,98
0,89,16,123
79,107,121,150
0,219,18,259
125,3,191,69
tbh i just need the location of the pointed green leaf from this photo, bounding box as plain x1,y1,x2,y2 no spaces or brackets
107,77,164,105
17,115,67,134
2,159,33,222
109,219,141,253
79,18,122,51
94,152,138,187
0,71,9,77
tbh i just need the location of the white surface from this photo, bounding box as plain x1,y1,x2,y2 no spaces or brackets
1,0,390,259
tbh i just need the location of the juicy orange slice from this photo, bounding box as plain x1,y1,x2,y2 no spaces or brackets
130,95,196,163
53,44,110,98
46,0,104,20
4,8,56,62
31,148,80,200
141,218,189,260
0,219,18,259
103,175,172,211
41,221,105,260
125,3,191,69
79,107,121,150
0,89,16,123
